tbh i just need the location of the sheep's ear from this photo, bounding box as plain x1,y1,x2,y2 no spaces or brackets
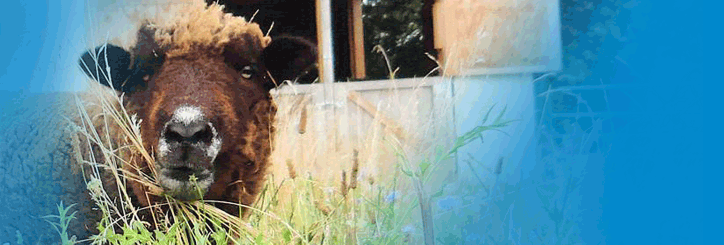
78,44,133,92
262,36,318,86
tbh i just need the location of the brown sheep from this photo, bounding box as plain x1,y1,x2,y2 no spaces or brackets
75,2,316,229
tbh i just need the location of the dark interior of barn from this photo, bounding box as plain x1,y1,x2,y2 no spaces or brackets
209,0,437,82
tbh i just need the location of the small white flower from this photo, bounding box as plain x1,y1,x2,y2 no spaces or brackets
323,187,336,195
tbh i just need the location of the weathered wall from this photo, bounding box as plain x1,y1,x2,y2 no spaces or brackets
451,74,537,187
270,77,457,191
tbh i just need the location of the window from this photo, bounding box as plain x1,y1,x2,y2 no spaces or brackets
212,0,561,82
361,0,438,80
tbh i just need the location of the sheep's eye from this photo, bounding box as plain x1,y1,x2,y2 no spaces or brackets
241,66,254,79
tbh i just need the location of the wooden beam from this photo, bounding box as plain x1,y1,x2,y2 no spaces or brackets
347,90,411,143
316,0,335,83
348,0,366,79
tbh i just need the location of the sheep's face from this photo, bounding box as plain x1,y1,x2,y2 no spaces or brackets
79,24,316,202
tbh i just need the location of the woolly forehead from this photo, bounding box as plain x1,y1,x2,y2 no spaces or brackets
148,3,271,58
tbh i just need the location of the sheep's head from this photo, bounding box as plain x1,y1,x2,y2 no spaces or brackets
78,7,316,205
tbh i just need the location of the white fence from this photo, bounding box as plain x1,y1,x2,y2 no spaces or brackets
269,74,537,192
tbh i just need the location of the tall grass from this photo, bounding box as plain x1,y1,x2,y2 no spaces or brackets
43,201,79,245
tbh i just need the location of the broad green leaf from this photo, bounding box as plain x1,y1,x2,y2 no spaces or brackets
282,228,292,242
419,159,430,176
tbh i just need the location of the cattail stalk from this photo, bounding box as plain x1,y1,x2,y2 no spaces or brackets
340,171,348,197
349,149,359,189
298,105,307,134
315,200,331,216
495,157,504,175
286,159,297,179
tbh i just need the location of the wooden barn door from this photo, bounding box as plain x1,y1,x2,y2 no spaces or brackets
270,78,456,187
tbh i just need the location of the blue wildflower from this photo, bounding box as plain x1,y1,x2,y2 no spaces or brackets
384,191,398,203
437,195,461,211
402,224,415,234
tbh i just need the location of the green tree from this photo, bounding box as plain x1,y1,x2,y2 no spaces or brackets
363,0,434,79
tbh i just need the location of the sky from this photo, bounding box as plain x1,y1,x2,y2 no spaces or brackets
0,1,86,92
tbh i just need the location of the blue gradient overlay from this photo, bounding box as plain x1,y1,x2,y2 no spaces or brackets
0,0,703,244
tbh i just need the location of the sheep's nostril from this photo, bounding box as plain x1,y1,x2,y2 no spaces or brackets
164,129,185,143
191,126,213,142
164,122,213,144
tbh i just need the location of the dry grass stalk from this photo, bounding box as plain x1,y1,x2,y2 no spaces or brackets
286,159,298,179
347,90,412,143
367,209,376,225
349,149,360,189
298,105,308,134
340,171,348,197
314,200,332,217
495,157,504,175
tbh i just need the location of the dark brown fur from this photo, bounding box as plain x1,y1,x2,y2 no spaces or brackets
74,2,316,232
123,30,275,218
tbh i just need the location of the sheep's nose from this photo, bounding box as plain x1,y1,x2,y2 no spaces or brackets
163,106,213,144
164,121,213,143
